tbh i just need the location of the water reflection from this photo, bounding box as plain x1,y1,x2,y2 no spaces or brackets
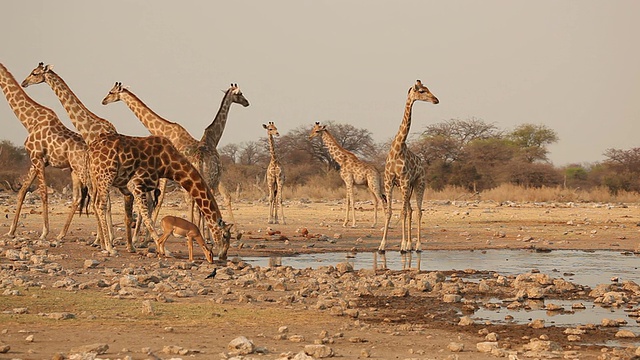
242,250,640,289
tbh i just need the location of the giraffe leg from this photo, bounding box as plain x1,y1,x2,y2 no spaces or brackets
218,182,236,225
94,188,115,254
369,189,379,229
414,182,426,252
343,181,356,227
34,160,49,240
277,180,285,225
122,193,136,253
399,185,413,253
268,182,275,224
7,166,38,238
127,183,159,254
56,172,82,240
378,179,394,253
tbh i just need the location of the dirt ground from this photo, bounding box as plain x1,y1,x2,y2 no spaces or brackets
1,191,640,360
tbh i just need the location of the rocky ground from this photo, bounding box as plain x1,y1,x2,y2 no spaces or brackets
1,191,640,359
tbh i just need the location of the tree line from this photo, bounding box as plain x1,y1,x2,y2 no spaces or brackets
1,118,639,198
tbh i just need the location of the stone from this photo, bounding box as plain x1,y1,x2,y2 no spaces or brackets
70,343,109,355
228,336,255,355
141,300,154,315
443,294,462,303
447,342,464,352
528,319,545,329
83,259,100,269
615,330,636,338
304,344,334,358
476,341,498,353
458,316,474,326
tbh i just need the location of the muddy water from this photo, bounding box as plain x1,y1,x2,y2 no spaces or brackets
241,249,640,330
242,249,640,288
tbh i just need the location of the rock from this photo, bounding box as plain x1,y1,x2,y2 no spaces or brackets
47,312,75,320
485,332,499,341
304,344,334,358
335,262,353,273
141,300,154,315
447,342,464,352
522,338,561,352
443,294,462,303
288,335,305,342
528,319,545,329
476,341,498,353
458,316,474,326
70,343,109,354
0,344,9,353
228,336,255,355
292,351,315,360
615,330,636,338
83,259,100,269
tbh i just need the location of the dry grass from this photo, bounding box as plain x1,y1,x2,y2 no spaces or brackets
244,182,640,204
0,288,323,328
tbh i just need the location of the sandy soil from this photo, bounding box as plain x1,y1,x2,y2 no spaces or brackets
1,191,640,360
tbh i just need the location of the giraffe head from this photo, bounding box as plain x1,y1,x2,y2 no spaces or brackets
21,62,52,88
409,80,439,104
308,121,327,139
212,218,233,260
228,83,250,107
101,82,125,105
262,121,280,137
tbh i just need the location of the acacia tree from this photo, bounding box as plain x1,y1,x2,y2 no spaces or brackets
601,147,640,193
507,123,558,163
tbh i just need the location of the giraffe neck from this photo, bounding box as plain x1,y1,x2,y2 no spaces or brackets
171,160,223,222
390,96,415,154
121,90,176,137
200,89,234,150
267,133,278,162
0,63,50,131
320,130,350,166
45,70,117,144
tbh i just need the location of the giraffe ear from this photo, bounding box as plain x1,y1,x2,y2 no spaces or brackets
44,64,54,72
262,124,268,129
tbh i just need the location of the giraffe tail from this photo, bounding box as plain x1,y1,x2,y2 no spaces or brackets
79,185,90,216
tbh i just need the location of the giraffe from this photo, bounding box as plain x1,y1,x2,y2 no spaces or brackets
378,80,439,253
0,62,90,241
88,132,232,261
262,122,285,224
101,82,249,226
20,62,146,252
309,122,386,228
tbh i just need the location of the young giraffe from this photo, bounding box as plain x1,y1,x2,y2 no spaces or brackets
262,122,285,224
21,63,149,252
0,62,89,240
101,82,249,225
88,132,232,261
378,80,439,253
309,122,386,228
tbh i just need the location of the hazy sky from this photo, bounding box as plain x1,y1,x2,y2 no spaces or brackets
2,1,639,166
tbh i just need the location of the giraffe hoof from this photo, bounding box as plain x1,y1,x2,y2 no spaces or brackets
377,249,386,254
5,232,16,239
400,250,408,254
415,249,423,253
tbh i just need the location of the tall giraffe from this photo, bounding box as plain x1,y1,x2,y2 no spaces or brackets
0,62,89,240
262,122,285,224
21,62,148,252
378,80,439,253
309,122,386,228
101,82,249,224
88,132,232,260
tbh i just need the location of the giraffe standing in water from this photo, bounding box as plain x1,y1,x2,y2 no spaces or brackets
309,122,385,228
0,62,89,240
263,122,285,224
101,82,249,226
378,80,439,253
